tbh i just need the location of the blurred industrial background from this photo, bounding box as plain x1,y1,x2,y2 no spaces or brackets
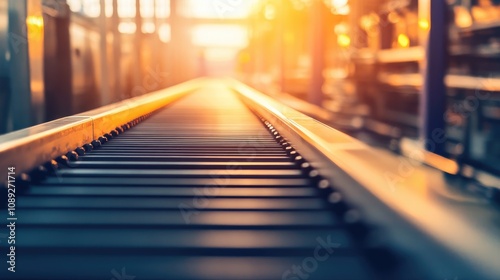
0,0,499,177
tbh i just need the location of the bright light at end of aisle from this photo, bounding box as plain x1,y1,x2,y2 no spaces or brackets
325,0,350,15
192,25,248,48
182,0,257,19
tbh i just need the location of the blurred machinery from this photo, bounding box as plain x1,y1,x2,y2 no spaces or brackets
245,0,499,187
0,0,200,133
446,0,500,176
0,0,45,133
350,0,500,179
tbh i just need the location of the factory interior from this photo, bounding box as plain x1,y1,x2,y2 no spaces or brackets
0,0,499,279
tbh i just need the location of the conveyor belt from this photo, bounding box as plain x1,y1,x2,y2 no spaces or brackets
1,79,499,280
1,88,390,280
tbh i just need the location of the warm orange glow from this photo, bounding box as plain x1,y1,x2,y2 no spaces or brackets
284,32,295,44
142,22,155,33
454,6,473,28
388,12,400,23
360,13,380,34
472,2,500,23
291,0,308,10
334,23,348,35
238,51,251,64
264,3,276,20
337,34,350,48
397,34,410,48
204,48,239,62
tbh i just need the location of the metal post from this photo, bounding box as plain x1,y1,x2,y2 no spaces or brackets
169,0,185,84
8,0,33,130
245,4,255,83
251,8,258,84
0,0,10,133
112,0,122,100
308,0,325,106
169,0,177,84
153,0,161,88
99,0,111,105
277,0,285,92
43,0,72,121
133,0,143,93
420,0,446,155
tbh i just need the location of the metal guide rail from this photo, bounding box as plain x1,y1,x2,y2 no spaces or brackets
0,79,499,279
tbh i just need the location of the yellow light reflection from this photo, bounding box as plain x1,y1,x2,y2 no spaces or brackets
337,34,350,48
26,15,44,38
397,34,410,48
418,18,430,30
26,15,43,28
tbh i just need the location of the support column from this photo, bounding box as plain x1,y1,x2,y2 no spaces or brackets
133,0,143,94
8,0,33,130
43,0,72,121
169,0,178,84
152,0,162,88
420,0,446,155
0,0,10,133
277,0,285,92
99,0,111,105
112,0,122,100
308,0,325,106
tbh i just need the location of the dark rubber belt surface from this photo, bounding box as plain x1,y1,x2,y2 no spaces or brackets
4,88,377,280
